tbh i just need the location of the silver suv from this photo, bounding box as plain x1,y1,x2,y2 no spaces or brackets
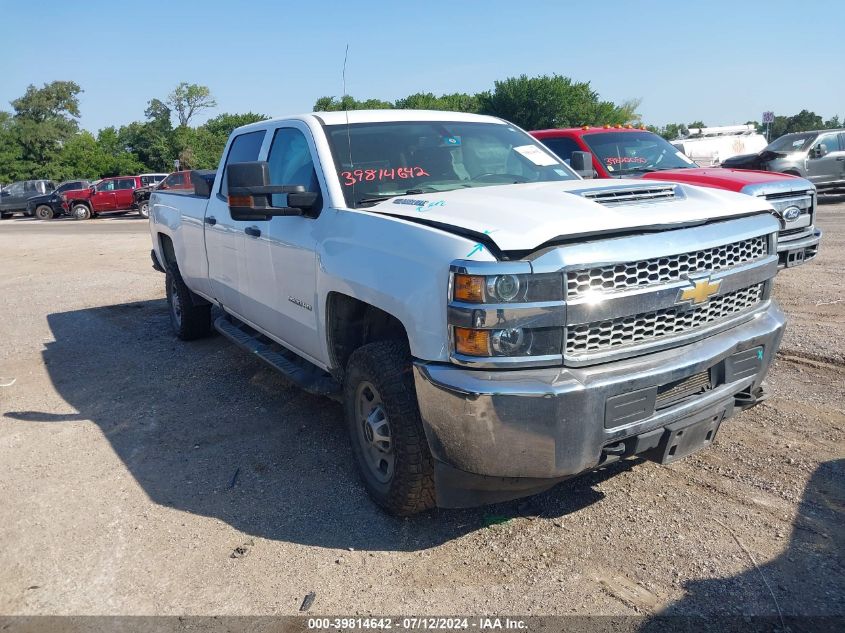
723,129,845,195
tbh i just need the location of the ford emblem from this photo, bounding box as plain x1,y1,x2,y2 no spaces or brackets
782,206,801,222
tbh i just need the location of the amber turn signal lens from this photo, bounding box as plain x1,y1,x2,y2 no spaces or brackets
454,327,490,356
454,274,485,302
228,195,253,208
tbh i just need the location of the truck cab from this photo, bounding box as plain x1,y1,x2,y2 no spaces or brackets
723,129,845,195
532,126,822,268
149,110,786,515
0,179,57,218
62,176,143,220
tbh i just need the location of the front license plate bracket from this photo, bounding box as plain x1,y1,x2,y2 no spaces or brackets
649,409,726,465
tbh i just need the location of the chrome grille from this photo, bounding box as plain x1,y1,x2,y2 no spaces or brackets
762,189,815,242
565,284,764,355
566,236,768,299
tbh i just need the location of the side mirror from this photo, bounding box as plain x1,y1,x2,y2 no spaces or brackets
813,144,828,158
226,161,318,220
570,151,595,178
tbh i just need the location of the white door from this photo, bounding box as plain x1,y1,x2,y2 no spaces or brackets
205,129,267,319
239,123,323,363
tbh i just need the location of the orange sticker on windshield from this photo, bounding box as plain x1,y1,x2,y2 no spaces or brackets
341,167,430,186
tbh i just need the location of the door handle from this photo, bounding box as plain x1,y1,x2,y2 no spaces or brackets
204,216,217,225
836,157,845,161
245,226,261,237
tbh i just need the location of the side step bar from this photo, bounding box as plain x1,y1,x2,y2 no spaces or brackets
214,315,341,401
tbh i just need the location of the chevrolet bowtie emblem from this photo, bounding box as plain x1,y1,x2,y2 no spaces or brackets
678,277,722,305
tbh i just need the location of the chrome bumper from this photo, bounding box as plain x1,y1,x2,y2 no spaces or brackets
777,228,822,268
414,302,785,503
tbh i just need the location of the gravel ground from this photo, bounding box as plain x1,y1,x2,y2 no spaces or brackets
0,205,842,618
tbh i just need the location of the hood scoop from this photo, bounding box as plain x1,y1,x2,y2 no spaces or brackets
574,183,682,206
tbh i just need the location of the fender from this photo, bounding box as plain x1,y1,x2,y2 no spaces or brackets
315,209,493,364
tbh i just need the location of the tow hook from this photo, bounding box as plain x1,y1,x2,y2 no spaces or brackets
735,384,769,410
602,442,627,456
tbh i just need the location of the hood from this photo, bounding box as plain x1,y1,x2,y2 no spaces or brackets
721,152,762,168
640,167,800,192
367,179,772,252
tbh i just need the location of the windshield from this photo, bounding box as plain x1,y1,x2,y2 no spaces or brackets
766,132,816,153
581,131,697,175
325,121,577,207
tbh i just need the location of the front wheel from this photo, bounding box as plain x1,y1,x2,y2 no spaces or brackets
35,205,54,220
344,341,435,516
71,203,91,220
138,200,150,219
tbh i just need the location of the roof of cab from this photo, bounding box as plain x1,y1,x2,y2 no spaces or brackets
236,109,506,133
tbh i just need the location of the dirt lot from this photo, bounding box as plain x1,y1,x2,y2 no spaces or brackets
0,205,843,620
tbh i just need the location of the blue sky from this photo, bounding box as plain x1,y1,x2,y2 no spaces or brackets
1,0,842,132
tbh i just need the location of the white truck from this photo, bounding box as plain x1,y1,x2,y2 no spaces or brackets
149,110,785,515
671,124,768,167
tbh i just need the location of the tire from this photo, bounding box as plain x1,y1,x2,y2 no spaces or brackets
165,266,212,340
35,205,54,220
0,212,11,219
344,340,435,516
71,203,91,220
138,200,150,219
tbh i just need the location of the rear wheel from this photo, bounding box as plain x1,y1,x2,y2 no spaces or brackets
71,203,91,220
35,205,54,220
165,266,212,340
344,341,435,516
0,212,12,220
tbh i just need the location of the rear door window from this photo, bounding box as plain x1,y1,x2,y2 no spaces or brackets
220,130,266,196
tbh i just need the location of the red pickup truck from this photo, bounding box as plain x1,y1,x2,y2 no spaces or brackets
62,176,144,220
532,126,822,268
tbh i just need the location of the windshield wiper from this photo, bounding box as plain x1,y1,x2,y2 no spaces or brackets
616,166,657,174
355,188,433,208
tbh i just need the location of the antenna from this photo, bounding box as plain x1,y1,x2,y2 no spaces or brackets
342,44,354,205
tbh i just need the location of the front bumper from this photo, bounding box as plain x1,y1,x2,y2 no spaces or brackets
413,302,786,507
27,199,65,215
777,228,822,268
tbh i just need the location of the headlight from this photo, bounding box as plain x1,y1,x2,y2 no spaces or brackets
449,264,565,367
454,326,562,358
453,273,563,303
487,274,520,302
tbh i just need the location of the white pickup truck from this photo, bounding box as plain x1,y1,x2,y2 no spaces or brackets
149,110,786,515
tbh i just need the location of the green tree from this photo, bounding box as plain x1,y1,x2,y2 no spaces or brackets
10,80,82,174
0,111,25,182
167,83,217,127
313,95,393,111
478,74,637,130
393,92,480,112
51,131,109,180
